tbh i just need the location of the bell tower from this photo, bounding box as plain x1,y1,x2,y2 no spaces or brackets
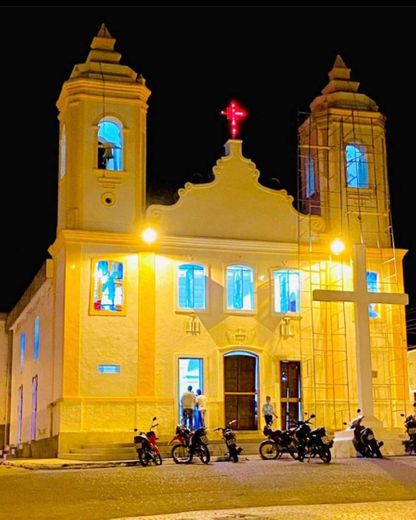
56,24,151,234
299,55,391,248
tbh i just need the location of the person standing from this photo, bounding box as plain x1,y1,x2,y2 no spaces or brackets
195,389,207,428
262,395,277,427
181,385,196,430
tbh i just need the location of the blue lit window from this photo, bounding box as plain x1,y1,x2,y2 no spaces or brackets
367,271,379,318
306,157,315,197
226,265,254,311
20,332,26,372
274,270,300,313
178,264,206,310
34,317,40,361
98,364,120,374
97,119,123,171
346,144,369,188
91,260,125,314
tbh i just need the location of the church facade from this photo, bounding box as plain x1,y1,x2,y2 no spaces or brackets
2,26,412,458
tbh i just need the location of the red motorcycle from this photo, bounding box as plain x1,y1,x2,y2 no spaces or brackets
169,424,210,464
134,417,162,466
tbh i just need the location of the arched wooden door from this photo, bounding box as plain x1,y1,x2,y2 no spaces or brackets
224,352,258,430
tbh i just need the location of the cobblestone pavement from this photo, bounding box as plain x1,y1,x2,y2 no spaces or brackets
120,500,416,519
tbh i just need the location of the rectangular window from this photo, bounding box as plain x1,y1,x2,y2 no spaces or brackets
20,332,26,372
346,144,369,188
274,270,300,313
306,157,315,197
31,376,38,441
17,385,23,445
98,364,120,374
34,317,40,361
226,265,254,311
90,259,125,315
178,264,206,309
367,271,379,318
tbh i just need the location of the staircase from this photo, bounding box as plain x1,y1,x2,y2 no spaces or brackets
60,436,264,461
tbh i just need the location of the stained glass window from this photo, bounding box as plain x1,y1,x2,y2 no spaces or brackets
91,260,125,314
226,265,254,311
367,271,379,318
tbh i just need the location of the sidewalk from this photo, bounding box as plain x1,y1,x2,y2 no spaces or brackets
1,454,251,471
115,501,416,519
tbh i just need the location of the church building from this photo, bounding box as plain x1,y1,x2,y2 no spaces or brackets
1,25,411,458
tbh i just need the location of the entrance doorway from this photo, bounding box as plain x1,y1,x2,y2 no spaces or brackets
280,360,301,430
224,352,258,430
178,358,203,424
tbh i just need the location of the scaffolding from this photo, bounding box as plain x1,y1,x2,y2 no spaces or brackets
296,96,409,431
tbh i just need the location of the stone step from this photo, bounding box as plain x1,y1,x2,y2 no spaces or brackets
62,439,264,461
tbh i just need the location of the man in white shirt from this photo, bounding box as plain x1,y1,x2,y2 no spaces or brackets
181,385,196,430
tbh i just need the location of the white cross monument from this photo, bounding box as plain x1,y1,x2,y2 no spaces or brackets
313,243,409,425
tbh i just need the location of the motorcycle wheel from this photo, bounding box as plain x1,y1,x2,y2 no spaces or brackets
198,444,210,464
138,448,149,467
172,444,192,464
152,451,163,465
318,446,332,463
259,440,279,460
229,445,239,463
368,439,382,458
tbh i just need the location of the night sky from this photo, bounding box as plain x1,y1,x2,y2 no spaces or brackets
1,7,415,341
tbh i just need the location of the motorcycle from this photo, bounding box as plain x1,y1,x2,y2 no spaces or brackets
344,410,383,458
214,420,242,462
170,424,210,464
258,419,299,460
293,413,333,463
401,411,416,455
133,416,162,466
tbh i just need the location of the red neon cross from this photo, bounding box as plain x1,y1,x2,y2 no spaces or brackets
221,100,247,139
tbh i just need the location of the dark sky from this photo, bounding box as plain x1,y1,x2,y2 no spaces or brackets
1,7,415,340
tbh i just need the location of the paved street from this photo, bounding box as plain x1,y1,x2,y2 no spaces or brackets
0,456,415,520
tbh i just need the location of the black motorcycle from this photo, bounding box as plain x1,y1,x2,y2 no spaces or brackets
259,419,299,460
344,410,383,458
401,411,416,455
170,424,210,464
133,417,162,466
292,413,333,463
214,420,242,462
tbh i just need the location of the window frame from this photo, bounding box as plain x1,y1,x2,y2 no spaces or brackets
176,262,208,312
225,263,256,314
272,269,301,315
89,257,127,316
345,143,369,189
97,117,124,172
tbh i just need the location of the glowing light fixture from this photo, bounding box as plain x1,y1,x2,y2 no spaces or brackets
221,100,247,139
142,227,157,244
330,238,346,255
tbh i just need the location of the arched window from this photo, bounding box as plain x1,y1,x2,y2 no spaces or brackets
178,264,206,310
60,125,66,178
346,144,369,188
306,157,315,197
97,119,123,171
226,265,254,311
274,270,300,313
